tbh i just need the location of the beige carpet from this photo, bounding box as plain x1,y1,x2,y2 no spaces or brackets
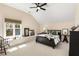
6,40,69,56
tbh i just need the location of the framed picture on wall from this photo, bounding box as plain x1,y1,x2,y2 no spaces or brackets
62,28,68,35
24,28,29,36
29,30,35,36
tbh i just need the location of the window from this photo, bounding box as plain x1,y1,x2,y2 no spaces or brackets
15,24,20,35
4,18,22,41
5,22,22,39
6,23,13,36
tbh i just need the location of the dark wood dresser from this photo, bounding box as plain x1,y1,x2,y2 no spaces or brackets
69,31,79,56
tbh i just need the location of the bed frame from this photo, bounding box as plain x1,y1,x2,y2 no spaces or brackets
36,36,60,48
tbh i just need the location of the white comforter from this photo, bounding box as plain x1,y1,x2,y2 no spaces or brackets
37,34,60,45
50,35,60,45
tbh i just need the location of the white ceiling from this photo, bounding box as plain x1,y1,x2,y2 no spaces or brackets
4,3,77,24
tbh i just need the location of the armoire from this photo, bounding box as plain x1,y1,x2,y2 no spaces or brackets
69,31,79,56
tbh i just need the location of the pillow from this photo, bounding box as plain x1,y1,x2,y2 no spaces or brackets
37,34,47,37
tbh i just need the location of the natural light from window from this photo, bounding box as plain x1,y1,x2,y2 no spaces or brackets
7,44,27,52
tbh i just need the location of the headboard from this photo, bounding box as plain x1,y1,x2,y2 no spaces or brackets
47,30,61,35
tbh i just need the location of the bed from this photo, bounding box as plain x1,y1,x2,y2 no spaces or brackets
36,34,60,48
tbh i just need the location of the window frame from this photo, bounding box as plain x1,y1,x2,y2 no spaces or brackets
4,22,22,39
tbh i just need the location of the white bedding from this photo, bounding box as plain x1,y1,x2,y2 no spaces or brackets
37,34,60,45
50,35,60,45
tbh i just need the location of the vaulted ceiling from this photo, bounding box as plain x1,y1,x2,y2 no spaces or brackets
4,3,77,24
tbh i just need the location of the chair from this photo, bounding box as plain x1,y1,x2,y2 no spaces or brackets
0,36,9,55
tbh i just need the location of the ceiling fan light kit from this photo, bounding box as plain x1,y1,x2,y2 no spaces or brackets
37,7,40,9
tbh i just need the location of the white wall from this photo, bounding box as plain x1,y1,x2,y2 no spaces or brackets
0,15,4,37
0,4,40,37
40,20,75,32
38,3,76,31
75,4,79,26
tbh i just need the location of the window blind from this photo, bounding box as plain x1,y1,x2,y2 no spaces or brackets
5,18,22,24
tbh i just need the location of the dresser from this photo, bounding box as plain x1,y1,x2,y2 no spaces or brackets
69,31,79,56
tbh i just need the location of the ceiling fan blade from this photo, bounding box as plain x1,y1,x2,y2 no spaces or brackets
40,3,47,7
30,7,37,8
40,8,46,10
35,3,40,7
35,3,38,5
36,9,39,12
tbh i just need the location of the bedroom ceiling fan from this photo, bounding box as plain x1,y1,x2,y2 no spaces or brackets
30,3,47,12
